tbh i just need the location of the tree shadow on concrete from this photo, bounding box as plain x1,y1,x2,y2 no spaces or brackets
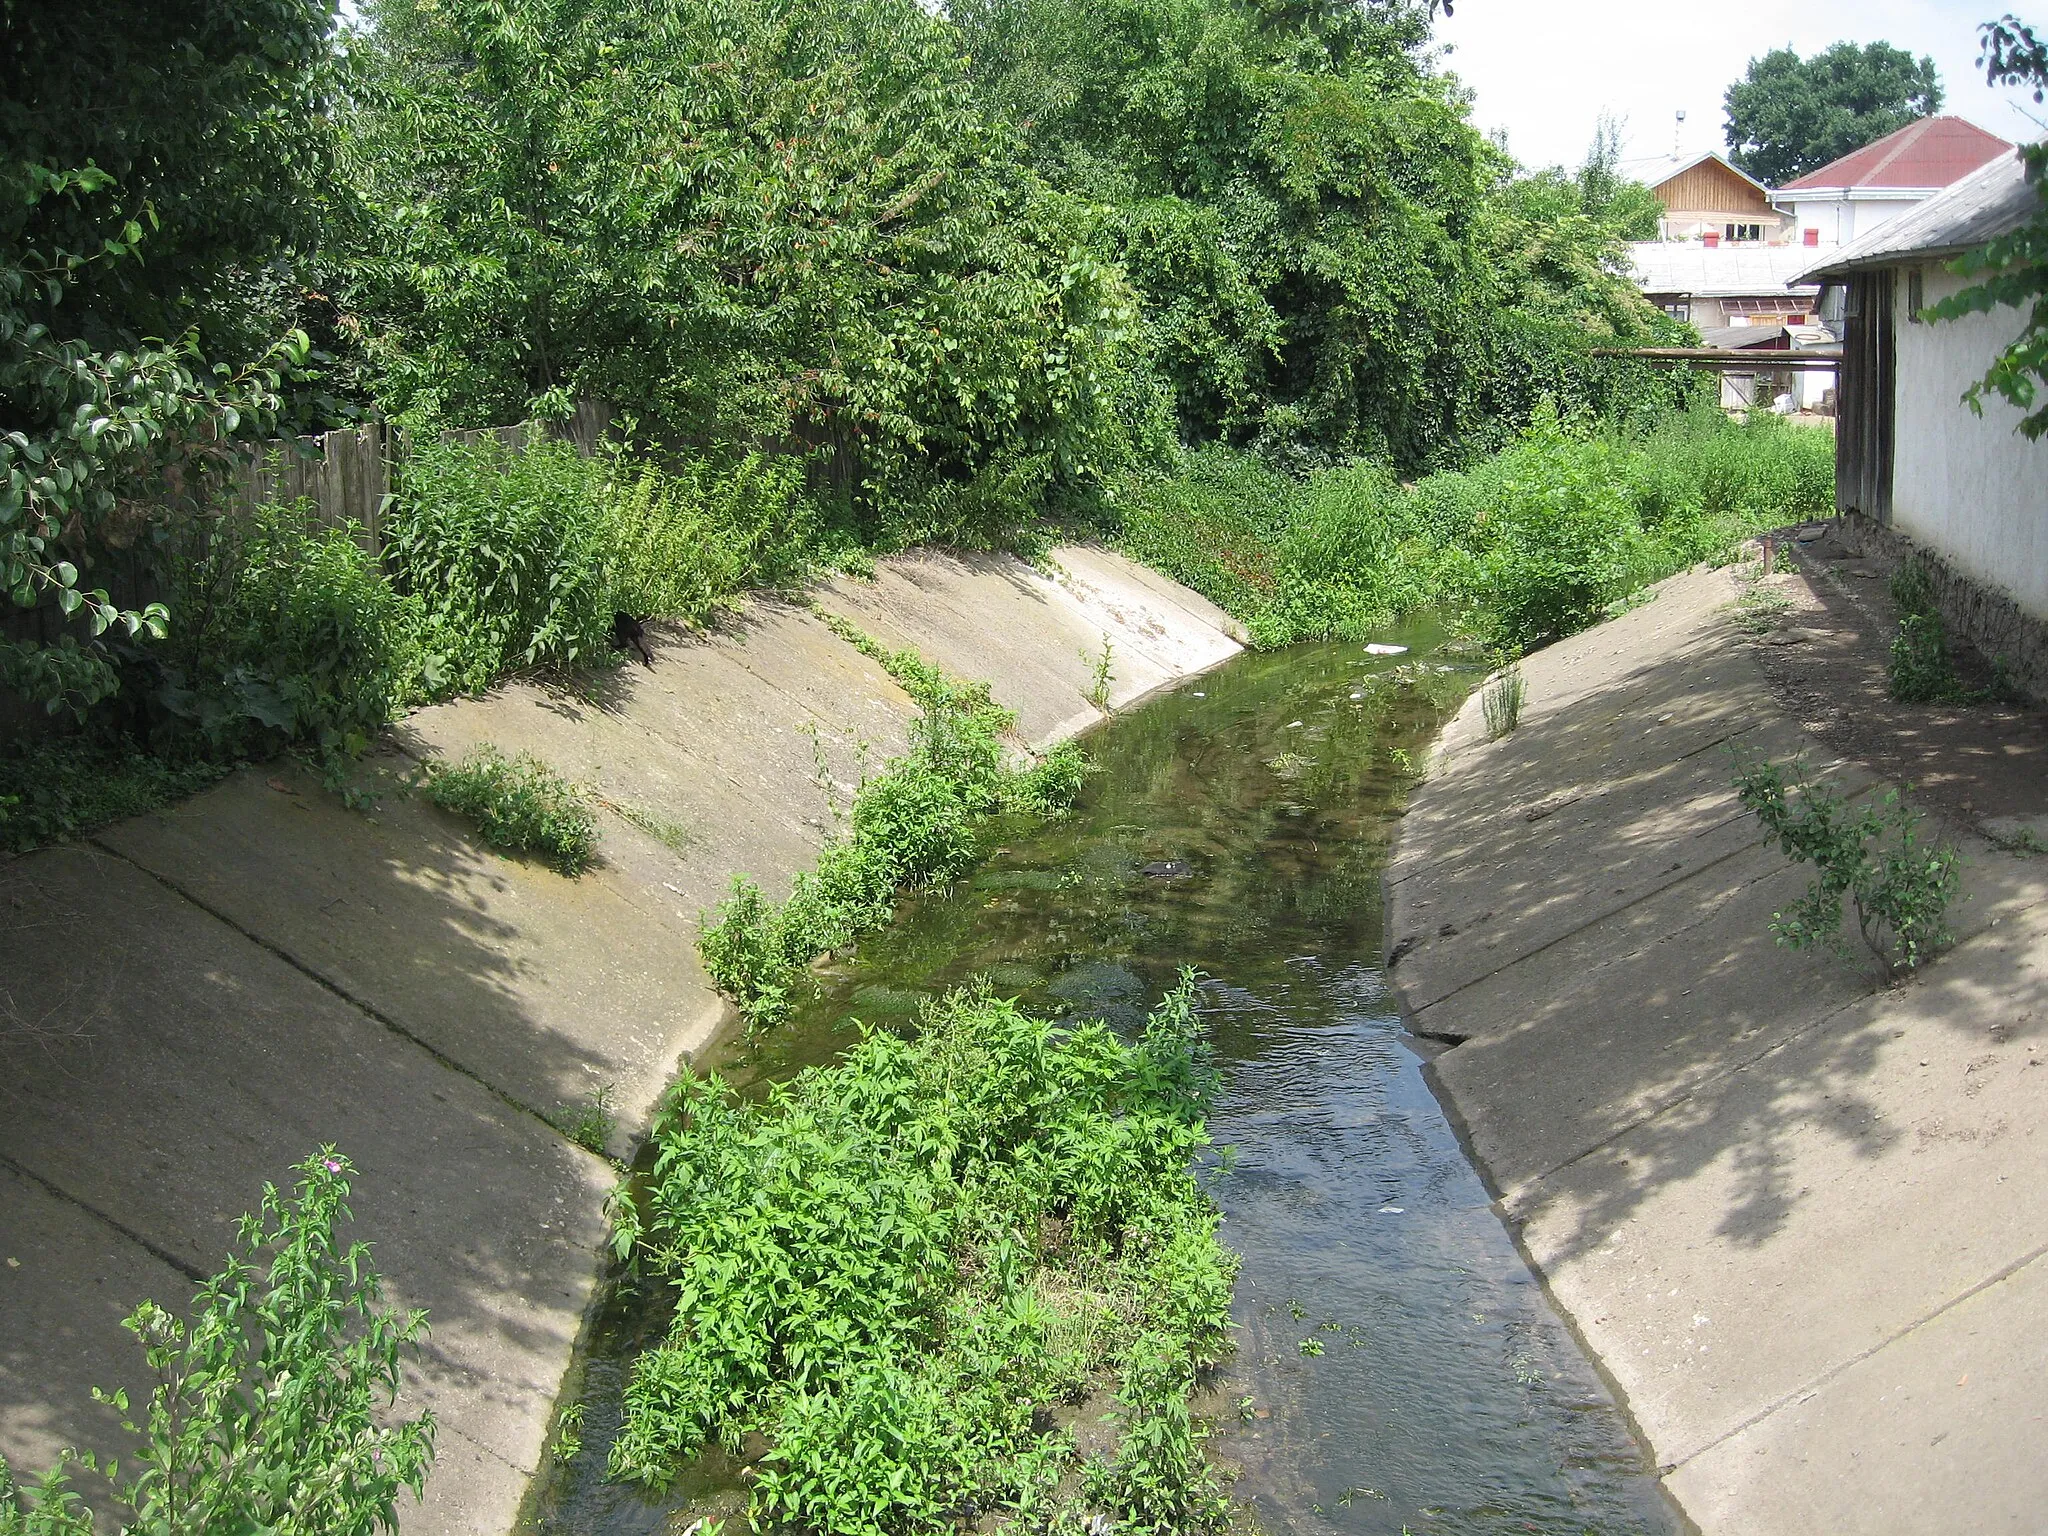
1399,578,2048,1273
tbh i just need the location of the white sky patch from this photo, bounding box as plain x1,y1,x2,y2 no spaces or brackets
1434,0,2045,172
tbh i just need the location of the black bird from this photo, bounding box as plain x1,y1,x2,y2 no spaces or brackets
611,611,654,667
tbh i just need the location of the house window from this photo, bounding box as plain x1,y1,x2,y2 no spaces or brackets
1907,267,1924,323
1661,300,1691,323
1724,222,1764,243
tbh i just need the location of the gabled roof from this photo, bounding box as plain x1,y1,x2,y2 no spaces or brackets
1797,149,2041,280
1619,150,1775,200
1629,242,1822,299
1778,116,2013,193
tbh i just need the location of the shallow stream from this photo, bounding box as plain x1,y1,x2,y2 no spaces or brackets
524,623,1678,1536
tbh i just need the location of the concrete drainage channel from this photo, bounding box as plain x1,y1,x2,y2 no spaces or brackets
1387,565,2048,1534
0,546,1243,1534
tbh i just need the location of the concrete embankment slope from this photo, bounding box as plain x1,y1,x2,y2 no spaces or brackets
1387,565,2048,1534
0,546,1240,1534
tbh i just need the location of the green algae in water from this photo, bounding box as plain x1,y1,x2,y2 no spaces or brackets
522,620,1678,1536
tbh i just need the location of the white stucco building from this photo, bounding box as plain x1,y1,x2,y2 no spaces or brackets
1799,148,2047,693
1774,116,2011,250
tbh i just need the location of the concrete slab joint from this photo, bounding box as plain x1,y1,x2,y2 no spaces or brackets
0,545,1240,1534
1385,563,2048,1536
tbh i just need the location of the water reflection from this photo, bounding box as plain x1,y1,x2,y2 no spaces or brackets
526,621,1676,1536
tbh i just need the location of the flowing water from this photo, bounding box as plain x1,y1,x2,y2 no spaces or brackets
523,622,1679,1536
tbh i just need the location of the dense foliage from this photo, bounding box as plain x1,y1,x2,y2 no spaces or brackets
1929,15,2048,439
1723,41,1944,186
342,0,1137,541
607,976,1236,1535
1112,406,1836,650
1,0,340,722
0,1150,433,1536
952,0,1681,472
702,630,1086,1028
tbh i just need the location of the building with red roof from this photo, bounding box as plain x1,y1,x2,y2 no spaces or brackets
1773,116,2012,248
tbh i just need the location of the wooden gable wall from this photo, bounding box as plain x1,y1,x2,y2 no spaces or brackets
1655,160,1771,215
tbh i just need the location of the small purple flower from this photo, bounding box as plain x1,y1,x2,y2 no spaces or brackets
322,1157,343,1174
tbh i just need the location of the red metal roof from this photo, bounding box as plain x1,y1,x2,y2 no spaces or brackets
1778,116,2012,192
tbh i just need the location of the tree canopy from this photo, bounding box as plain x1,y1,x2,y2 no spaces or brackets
1,0,1690,722
1723,41,1943,186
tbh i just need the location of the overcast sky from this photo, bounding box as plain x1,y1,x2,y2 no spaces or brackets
1433,0,2046,171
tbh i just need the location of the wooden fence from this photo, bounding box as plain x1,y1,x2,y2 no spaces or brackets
226,397,612,558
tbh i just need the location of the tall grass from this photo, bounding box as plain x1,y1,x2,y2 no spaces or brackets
389,437,822,696
1114,403,1836,652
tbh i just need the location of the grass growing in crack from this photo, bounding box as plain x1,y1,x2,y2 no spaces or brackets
1085,634,1116,711
605,974,1235,1536
421,744,598,875
702,622,1085,1029
603,797,694,855
1732,581,1793,636
1733,755,1963,981
552,1084,617,1155
1481,665,1527,740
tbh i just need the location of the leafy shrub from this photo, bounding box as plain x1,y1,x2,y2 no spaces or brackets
0,1151,433,1536
1111,404,1834,651
421,744,598,874
1885,557,1963,703
389,436,617,694
156,500,424,762
1734,755,1963,981
607,976,1235,1536
702,635,1086,1028
1888,613,1958,702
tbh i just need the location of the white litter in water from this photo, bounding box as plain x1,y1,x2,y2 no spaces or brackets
1364,643,1408,656
1378,1205,1405,1214
1349,692,1365,701
1190,691,1205,697
1287,720,1304,728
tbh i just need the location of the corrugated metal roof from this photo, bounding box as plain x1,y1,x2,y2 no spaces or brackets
1628,242,1822,298
1778,116,2012,193
1698,324,1790,349
1795,150,2041,279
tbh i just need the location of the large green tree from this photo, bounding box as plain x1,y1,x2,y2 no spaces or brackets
952,0,1674,472
340,0,1138,538
1723,41,1943,186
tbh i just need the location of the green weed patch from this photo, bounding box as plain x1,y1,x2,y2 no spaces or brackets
421,744,599,875
0,738,230,855
701,627,1085,1029
1115,406,1837,653
606,976,1236,1535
